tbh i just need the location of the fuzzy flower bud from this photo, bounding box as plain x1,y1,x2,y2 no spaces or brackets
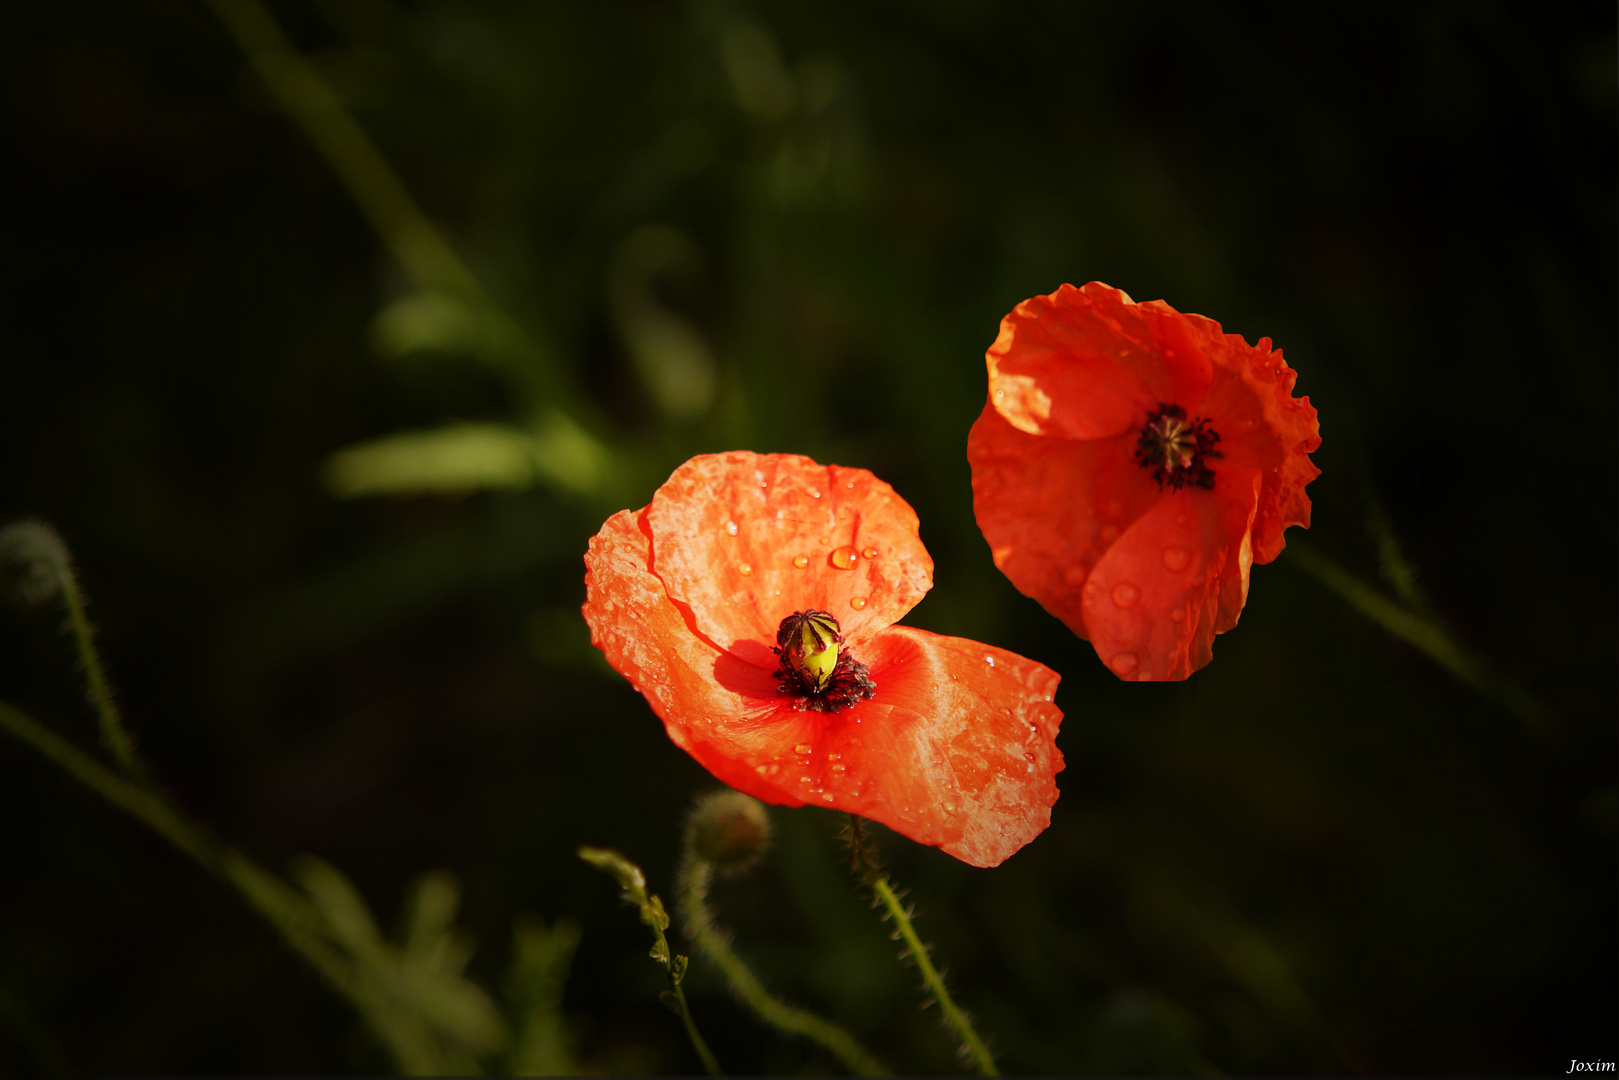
685,791,772,875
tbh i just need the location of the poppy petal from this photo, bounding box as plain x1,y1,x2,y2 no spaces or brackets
1196,338,1322,564
987,282,1215,440
967,401,1159,640
646,452,933,656
1079,467,1262,681
800,626,1064,868
583,506,809,804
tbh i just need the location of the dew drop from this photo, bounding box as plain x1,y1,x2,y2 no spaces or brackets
725,520,739,536
792,555,809,569
831,546,859,569
738,563,753,575
849,596,868,610
818,536,831,546
1063,563,1088,586
809,489,822,498
995,389,1005,398
1110,652,1139,675
1162,546,1191,572
984,655,996,667
861,547,878,559
1082,581,1099,606
1111,582,1140,608
1170,606,1185,622
794,743,812,755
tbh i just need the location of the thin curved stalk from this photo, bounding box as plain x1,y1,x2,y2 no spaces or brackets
0,698,359,1001
578,847,723,1076
0,523,147,782
677,852,890,1075
844,817,998,1076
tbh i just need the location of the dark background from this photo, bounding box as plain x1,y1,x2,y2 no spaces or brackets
0,0,1613,1073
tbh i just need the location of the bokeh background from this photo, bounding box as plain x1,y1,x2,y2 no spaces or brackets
1,0,1613,1074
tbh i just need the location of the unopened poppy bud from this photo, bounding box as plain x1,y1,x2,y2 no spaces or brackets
776,609,842,692
686,791,772,874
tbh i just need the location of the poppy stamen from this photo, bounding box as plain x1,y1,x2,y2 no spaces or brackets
772,610,876,713
1135,403,1223,491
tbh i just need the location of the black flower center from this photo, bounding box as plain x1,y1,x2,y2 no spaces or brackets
772,610,876,713
1136,403,1223,491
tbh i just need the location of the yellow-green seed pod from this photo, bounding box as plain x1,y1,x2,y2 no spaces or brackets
778,609,842,691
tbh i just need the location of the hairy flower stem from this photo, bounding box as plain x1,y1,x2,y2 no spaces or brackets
844,817,999,1076
676,851,890,1076
1285,542,1561,746
0,523,148,783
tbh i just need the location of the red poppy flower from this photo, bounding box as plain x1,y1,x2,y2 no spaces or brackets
968,282,1321,682
583,451,1064,868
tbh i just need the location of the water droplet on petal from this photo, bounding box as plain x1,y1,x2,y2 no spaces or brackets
792,555,809,569
984,655,996,666
794,743,811,754
861,547,878,559
831,546,858,569
738,563,753,575
818,536,830,546
995,388,1005,398
1111,582,1140,608
1171,606,1185,622
1162,546,1191,572
1063,564,1087,586
849,596,868,610
1110,652,1139,675
725,520,739,536
809,489,822,498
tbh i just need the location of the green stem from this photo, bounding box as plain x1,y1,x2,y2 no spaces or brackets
204,0,479,302
677,853,889,1075
0,522,147,780
869,876,998,1076
0,697,369,1026
845,817,997,1076
1286,542,1560,744
52,556,146,782
670,973,723,1078
578,847,723,1076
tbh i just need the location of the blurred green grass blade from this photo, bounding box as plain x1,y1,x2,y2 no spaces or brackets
1285,543,1561,745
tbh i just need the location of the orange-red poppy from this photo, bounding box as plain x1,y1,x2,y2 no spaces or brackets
968,282,1321,682
584,451,1064,868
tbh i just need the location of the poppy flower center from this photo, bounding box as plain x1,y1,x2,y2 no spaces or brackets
1135,403,1223,491
772,610,877,713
